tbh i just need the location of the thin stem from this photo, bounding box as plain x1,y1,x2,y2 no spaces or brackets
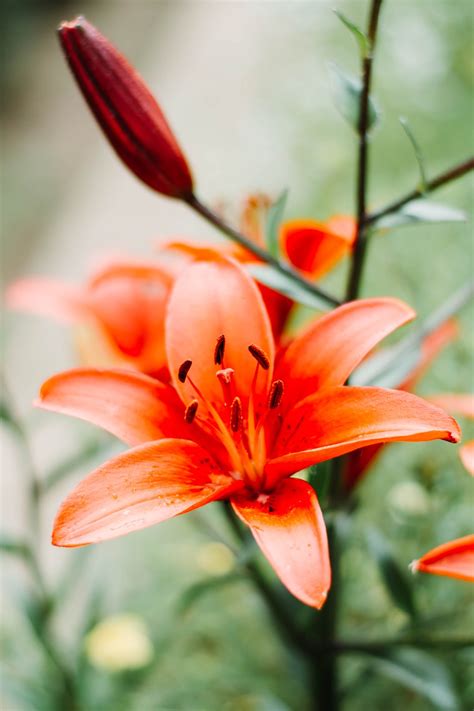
367,156,474,225
1,386,78,708
185,193,341,308
345,0,384,302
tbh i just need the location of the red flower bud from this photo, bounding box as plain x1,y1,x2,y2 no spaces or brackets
58,16,194,199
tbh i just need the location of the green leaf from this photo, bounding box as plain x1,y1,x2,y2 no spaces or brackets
265,189,288,258
247,264,330,312
400,117,428,191
351,341,422,388
352,280,474,387
0,533,30,558
334,10,369,56
376,200,467,229
366,527,417,618
328,62,379,132
177,571,243,615
366,647,459,710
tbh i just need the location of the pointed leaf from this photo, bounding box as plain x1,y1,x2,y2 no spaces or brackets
266,189,288,258
247,264,330,312
400,117,428,191
366,647,459,710
367,528,417,618
376,200,467,229
328,62,379,132
334,10,369,56
177,571,243,615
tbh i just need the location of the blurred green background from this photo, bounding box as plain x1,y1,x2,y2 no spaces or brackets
2,1,473,709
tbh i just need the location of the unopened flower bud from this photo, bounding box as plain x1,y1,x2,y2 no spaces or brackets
58,16,194,199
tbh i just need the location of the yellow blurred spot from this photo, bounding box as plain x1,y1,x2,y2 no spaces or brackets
196,541,235,575
388,481,431,518
84,613,153,672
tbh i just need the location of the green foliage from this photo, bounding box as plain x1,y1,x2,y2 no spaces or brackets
328,62,380,132
334,10,369,57
366,527,417,619
376,200,467,229
363,647,459,710
248,264,329,311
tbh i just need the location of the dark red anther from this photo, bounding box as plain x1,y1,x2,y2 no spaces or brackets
230,397,242,433
214,334,226,365
248,344,270,370
178,359,192,383
268,380,284,409
184,399,199,423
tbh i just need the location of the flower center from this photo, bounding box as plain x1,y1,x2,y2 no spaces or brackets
178,334,284,491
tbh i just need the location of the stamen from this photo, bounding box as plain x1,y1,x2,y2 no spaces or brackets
214,335,226,365
268,380,284,409
248,344,270,370
216,367,234,385
230,397,242,433
178,359,192,383
184,399,199,423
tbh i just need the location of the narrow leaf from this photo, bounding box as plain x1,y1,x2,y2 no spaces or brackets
376,200,467,229
353,281,474,387
328,62,379,132
0,534,30,558
334,10,369,56
247,264,330,312
400,117,428,191
177,571,243,615
366,647,459,710
367,528,417,618
266,189,288,258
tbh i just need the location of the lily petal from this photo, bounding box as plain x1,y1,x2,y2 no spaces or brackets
166,256,274,413
53,439,240,547
37,368,195,446
460,441,474,476
277,298,415,408
6,277,92,324
232,478,330,608
411,534,474,582
428,394,474,419
266,386,460,482
280,216,355,278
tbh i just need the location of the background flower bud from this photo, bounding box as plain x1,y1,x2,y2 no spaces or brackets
58,16,194,198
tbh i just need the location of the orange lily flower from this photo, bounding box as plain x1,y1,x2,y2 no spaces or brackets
280,215,356,280
38,257,460,608
411,534,474,582
343,319,459,491
427,394,474,476
7,258,176,379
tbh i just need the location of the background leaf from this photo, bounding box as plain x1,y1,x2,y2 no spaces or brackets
334,10,368,57
328,62,379,132
363,646,459,710
247,264,330,311
376,200,467,229
366,527,417,619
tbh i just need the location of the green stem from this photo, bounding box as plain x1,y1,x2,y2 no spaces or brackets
185,193,341,308
1,387,78,708
345,0,384,302
367,155,474,226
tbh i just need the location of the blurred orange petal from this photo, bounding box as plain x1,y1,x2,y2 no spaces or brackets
412,534,474,582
